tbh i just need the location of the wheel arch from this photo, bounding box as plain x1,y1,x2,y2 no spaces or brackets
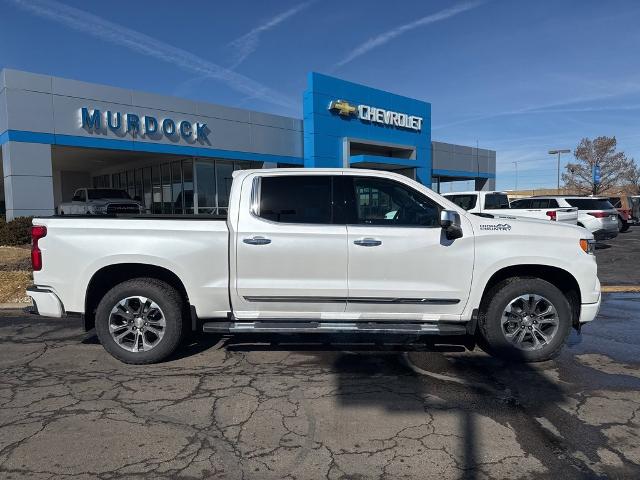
84,263,191,332
478,264,582,328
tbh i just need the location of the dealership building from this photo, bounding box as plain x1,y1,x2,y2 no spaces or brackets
0,69,495,220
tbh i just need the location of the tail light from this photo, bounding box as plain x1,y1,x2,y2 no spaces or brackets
587,211,608,218
31,225,47,271
546,210,557,221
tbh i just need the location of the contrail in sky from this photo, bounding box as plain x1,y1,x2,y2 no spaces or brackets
335,0,485,69
229,1,314,69
5,0,296,109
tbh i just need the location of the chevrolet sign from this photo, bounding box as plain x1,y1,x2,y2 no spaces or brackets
328,100,423,132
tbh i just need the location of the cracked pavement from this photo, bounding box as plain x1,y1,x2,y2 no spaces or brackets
1,294,639,479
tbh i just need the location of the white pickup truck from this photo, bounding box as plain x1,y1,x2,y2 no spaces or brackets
443,191,578,224
27,169,600,364
58,188,143,215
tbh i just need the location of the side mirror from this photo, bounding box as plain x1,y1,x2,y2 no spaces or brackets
440,210,463,240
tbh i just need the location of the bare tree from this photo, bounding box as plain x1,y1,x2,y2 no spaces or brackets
562,136,636,195
628,162,640,195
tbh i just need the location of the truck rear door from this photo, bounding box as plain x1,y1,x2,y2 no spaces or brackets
232,173,348,319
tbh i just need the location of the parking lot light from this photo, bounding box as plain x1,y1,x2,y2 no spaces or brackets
549,149,571,191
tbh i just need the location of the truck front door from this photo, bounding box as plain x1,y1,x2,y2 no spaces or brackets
233,173,348,319
343,174,474,319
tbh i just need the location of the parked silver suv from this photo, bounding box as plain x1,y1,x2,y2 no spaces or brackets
524,196,618,240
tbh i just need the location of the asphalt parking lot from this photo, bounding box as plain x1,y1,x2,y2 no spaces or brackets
595,224,640,286
0,225,638,479
0,291,639,479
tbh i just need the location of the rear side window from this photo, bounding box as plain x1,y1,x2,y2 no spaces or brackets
608,197,622,208
484,193,510,209
510,199,530,208
445,194,477,210
566,198,615,210
257,176,333,224
529,199,550,209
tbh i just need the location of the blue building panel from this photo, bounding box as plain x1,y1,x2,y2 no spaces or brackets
303,72,432,185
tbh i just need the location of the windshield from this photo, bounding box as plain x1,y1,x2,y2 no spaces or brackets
444,194,477,211
566,198,614,210
87,189,132,200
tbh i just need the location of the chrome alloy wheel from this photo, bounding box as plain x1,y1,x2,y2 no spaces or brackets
500,294,560,351
108,296,166,352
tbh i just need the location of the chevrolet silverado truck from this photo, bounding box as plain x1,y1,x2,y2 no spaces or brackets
443,191,578,224
58,188,144,215
27,169,600,364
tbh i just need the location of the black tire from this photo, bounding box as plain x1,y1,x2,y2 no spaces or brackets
620,218,630,232
95,278,184,364
478,277,572,362
617,216,624,233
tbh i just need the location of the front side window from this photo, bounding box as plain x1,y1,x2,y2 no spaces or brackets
347,177,440,227
257,175,333,224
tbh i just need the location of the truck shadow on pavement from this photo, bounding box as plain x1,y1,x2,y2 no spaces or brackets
220,333,631,479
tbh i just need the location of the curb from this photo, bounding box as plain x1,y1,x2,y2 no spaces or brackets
601,285,640,293
0,303,30,310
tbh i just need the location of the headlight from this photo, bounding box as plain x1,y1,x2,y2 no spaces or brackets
579,238,596,255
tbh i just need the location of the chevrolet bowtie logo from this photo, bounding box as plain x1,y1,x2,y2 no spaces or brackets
328,99,357,117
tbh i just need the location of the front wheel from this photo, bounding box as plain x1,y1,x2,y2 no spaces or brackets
95,278,184,364
478,278,571,362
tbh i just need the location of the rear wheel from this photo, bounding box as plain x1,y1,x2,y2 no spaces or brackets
95,278,184,364
619,216,629,232
478,277,571,362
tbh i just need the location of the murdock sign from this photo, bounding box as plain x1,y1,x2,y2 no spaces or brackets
328,100,423,132
80,107,209,142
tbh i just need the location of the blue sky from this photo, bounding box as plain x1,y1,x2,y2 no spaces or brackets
1,0,639,190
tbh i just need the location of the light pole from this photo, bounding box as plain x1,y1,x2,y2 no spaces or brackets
549,149,570,191
512,161,519,190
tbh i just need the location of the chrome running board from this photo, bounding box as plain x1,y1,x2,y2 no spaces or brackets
202,320,468,335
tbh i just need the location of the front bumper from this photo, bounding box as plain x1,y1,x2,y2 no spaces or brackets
593,228,618,241
579,295,601,323
26,286,65,318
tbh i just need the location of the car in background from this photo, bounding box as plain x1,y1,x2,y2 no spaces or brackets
58,188,143,215
632,196,640,223
444,191,578,223
524,196,618,240
608,196,632,231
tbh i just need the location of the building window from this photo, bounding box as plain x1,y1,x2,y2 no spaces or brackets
92,175,110,188
106,158,255,216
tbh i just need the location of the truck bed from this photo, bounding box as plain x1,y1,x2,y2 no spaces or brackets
31,216,231,317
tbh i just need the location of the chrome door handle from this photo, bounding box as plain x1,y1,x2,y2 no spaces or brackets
353,238,382,247
243,236,271,245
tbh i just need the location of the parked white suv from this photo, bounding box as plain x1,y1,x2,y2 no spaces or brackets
444,191,577,224
513,196,617,240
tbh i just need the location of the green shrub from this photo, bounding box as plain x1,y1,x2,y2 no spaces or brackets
0,217,33,246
